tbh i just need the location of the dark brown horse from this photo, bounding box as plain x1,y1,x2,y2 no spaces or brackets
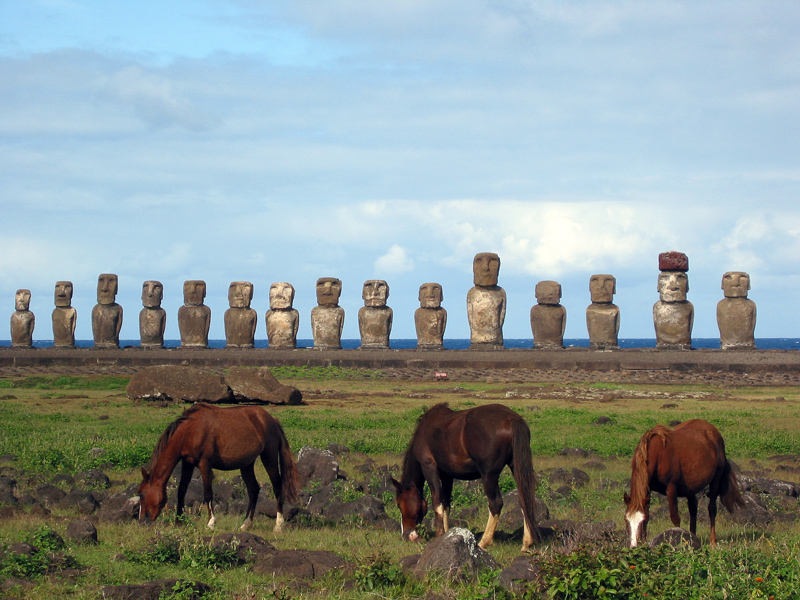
392,403,540,552
624,419,744,547
138,403,298,532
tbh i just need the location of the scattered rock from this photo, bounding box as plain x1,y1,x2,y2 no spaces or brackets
296,447,341,487
253,549,350,579
410,528,499,582
100,579,211,600
66,519,98,545
498,554,544,594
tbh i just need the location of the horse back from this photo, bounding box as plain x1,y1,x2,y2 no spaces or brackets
182,404,273,468
655,419,725,493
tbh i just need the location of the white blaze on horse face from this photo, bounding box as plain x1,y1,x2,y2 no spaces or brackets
627,510,646,547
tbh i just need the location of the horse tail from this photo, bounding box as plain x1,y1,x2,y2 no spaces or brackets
271,417,299,505
718,449,746,513
511,417,541,542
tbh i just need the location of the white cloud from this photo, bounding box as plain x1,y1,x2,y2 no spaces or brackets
374,244,414,274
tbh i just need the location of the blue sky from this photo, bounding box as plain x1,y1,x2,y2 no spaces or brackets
1,1,799,342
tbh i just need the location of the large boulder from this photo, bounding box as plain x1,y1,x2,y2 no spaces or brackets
253,549,351,579
225,367,303,405
410,528,499,582
126,366,232,403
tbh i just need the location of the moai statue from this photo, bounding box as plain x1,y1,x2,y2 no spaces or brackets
224,281,257,348
415,282,447,350
467,252,505,348
358,280,392,349
586,274,620,350
139,280,166,348
717,271,756,350
653,251,693,350
530,280,566,349
178,280,211,348
52,281,77,348
92,273,123,349
10,289,35,347
310,277,344,349
265,282,299,349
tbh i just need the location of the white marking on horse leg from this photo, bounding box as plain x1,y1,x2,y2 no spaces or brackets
240,516,253,531
435,504,449,532
626,510,645,548
273,512,285,533
206,504,216,529
479,512,499,549
521,520,534,553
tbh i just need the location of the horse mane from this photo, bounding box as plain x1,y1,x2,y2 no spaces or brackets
628,424,671,512
145,403,207,471
401,403,451,480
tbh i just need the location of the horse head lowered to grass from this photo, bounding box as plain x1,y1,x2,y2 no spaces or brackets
138,403,298,532
624,418,744,547
392,403,541,553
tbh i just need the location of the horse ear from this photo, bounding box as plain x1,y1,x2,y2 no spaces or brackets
623,492,631,506
141,468,150,482
391,478,402,493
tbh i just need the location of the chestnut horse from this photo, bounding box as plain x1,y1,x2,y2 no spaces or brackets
624,419,744,547
392,403,540,552
138,403,298,532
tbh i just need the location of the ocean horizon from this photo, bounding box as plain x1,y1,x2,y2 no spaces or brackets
3,338,799,350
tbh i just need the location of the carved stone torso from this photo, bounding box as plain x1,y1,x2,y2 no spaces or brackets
10,311,35,347
311,305,345,349
717,297,756,350
139,307,166,348
52,307,77,348
266,308,299,349
92,303,123,348
467,285,506,347
530,304,566,349
586,303,620,349
358,306,393,349
415,307,447,350
178,304,211,348
653,301,694,349
224,307,257,348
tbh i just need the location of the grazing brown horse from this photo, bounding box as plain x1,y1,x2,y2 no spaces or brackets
624,419,744,547
392,403,540,553
138,403,298,532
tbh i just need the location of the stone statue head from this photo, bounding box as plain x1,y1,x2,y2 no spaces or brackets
590,274,616,304
141,280,163,308
269,282,295,309
473,252,501,287
721,271,750,298
658,271,689,302
96,273,118,305
362,280,389,307
535,280,562,305
54,281,73,307
316,277,342,307
418,283,443,308
228,281,254,308
15,289,31,312
183,280,206,306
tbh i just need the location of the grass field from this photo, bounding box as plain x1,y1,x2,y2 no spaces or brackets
1,370,799,599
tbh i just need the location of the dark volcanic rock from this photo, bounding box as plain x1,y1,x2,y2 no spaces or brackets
100,579,210,600
126,365,232,403
66,519,98,545
296,447,341,487
253,549,350,579
225,367,303,405
410,528,499,582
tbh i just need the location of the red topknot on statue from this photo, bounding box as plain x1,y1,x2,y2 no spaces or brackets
658,251,689,272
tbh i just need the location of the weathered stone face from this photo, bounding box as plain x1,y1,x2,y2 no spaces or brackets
466,285,506,347
362,280,389,307
310,305,344,349
589,274,616,304
141,281,163,308
418,283,443,308
315,277,342,307
535,280,561,305
54,281,73,308
96,274,118,305
15,289,31,311
722,271,750,298
269,282,295,309
183,280,206,307
228,281,253,309
473,252,500,287
658,272,689,303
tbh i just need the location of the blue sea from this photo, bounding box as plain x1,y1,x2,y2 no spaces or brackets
5,338,800,350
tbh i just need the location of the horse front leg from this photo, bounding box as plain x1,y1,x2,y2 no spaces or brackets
438,475,454,533
420,464,445,537
666,483,681,528
239,463,261,532
176,462,195,524
198,461,216,529
479,472,503,549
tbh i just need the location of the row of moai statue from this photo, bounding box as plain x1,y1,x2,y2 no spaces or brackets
9,251,757,351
